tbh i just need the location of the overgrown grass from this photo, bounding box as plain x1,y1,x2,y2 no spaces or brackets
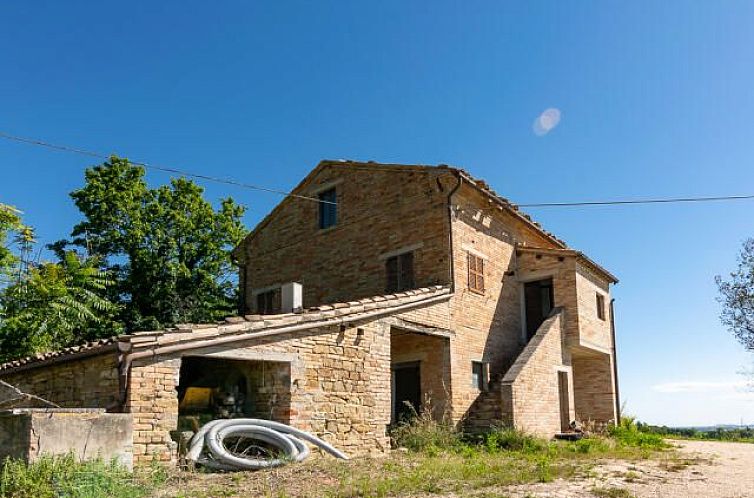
319,414,665,498
0,454,168,498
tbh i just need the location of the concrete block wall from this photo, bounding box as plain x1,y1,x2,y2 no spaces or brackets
0,409,133,470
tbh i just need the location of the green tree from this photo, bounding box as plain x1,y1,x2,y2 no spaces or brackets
63,156,247,331
0,250,121,361
716,238,754,352
0,203,24,278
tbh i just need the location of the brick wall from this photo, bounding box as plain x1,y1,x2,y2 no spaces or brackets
390,331,451,419
238,164,455,311
572,352,617,424
499,310,574,436
0,352,120,409
446,185,564,422
574,263,613,351
126,320,393,463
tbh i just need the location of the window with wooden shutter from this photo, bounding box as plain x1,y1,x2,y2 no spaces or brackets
386,251,415,293
467,253,485,294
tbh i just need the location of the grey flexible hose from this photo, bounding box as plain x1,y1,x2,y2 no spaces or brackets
187,418,349,470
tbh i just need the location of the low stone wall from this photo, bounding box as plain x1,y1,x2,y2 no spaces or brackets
0,352,120,409
0,409,133,470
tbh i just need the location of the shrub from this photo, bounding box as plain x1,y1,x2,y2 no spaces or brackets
0,454,146,498
389,403,461,452
483,427,549,454
609,418,667,450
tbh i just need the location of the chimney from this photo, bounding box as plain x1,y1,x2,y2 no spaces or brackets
281,282,303,313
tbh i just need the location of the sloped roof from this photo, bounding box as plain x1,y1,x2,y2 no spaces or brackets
232,160,568,260
0,286,452,374
0,338,118,373
516,245,619,283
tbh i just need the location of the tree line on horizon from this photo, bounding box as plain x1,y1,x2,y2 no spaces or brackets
0,157,246,362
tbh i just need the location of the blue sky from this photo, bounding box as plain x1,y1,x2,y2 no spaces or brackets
1,1,753,426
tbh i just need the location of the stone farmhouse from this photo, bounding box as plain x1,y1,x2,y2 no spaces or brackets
0,160,619,465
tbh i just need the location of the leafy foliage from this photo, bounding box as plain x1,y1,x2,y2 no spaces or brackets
716,238,754,352
0,204,24,278
0,251,122,361
61,156,247,331
0,454,147,498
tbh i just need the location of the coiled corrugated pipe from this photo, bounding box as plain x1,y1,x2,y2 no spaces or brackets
187,419,349,470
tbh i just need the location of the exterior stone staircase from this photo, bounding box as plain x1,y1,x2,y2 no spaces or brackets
463,373,507,434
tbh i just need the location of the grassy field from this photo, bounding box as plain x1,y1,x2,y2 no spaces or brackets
0,418,678,498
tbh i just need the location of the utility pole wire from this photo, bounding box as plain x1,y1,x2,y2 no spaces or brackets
2,130,754,209
0,131,335,205
517,194,754,208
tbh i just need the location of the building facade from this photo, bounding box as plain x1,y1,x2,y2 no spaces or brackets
0,160,620,464
234,160,619,434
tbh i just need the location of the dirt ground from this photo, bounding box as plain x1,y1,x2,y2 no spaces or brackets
157,439,754,498
501,439,754,498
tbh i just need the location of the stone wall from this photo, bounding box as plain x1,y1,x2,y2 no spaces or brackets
572,352,617,424
499,311,574,436
238,163,455,311
126,320,393,463
447,184,564,422
390,331,451,420
575,263,613,351
0,352,120,409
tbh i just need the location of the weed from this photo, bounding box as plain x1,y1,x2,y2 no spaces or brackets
484,427,548,453
389,401,461,452
591,485,635,497
0,454,145,498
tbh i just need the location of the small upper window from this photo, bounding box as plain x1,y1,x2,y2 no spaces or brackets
386,252,415,293
318,188,337,229
471,361,488,390
596,293,606,320
256,290,280,315
467,253,485,294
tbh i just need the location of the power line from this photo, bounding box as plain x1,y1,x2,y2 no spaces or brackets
2,130,754,209
517,195,754,208
0,131,335,205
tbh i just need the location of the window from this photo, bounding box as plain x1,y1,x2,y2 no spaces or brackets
471,361,488,390
467,253,485,293
386,252,415,293
318,188,337,229
256,290,280,314
596,292,606,320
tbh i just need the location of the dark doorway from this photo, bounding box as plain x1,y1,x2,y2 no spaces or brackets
392,362,421,422
524,278,554,340
558,371,571,431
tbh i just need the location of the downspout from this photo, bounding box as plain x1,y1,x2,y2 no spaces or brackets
446,173,463,291
609,297,621,424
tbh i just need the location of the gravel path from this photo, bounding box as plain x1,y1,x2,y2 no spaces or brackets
501,439,754,498
628,439,754,498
